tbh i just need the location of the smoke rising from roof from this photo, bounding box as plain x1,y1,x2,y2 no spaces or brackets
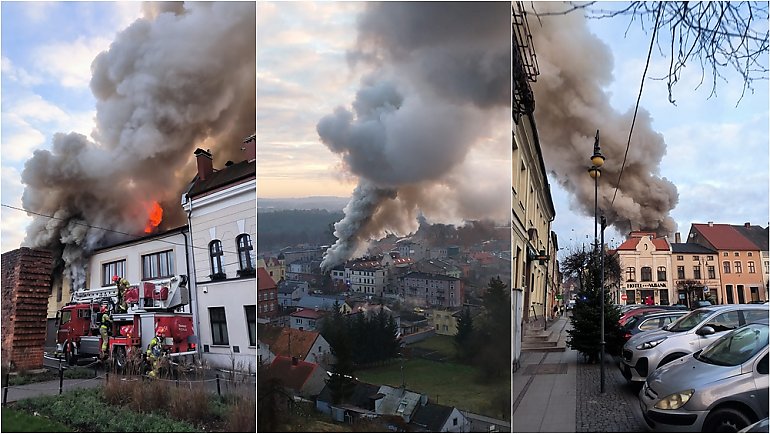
527,4,678,236
317,2,511,270
21,2,255,286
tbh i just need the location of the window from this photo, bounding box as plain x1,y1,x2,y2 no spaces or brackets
693,265,701,280
142,250,174,280
626,267,636,282
245,305,256,346
236,234,254,273
735,252,740,257
708,266,716,279
102,260,126,286
723,261,731,274
707,255,714,261
641,267,652,282
677,255,684,261
748,261,756,273
705,311,741,333
735,261,742,273
657,267,666,281
677,266,685,280
453,418,458,426
723,252,728,257
748,252,753,257
209,240,225,279
209,307,229,345
693,256,699,261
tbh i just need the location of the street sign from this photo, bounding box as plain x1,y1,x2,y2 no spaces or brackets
621,294,628,301
704,286,710,293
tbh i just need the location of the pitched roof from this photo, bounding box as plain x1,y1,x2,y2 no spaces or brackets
317,381,382,409
401,271,460,282
257,325,320,359
616,232,670,251
670,243,717,254
692,223,759,251
733,224,769,251
188,159,255,198
411,402,455,432
377,385,424,421
258,267,277,291
290,308,326,319
267,356,319,392
296,295,346,310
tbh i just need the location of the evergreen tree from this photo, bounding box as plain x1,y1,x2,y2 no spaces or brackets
454,306,474,362
562,247,623,362
473,277,511,379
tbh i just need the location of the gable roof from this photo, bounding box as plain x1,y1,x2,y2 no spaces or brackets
258,267,276,291
733,224,769,251
692,223,759,251
296,295,346,310
616,231,670,251
411,402,455,432
401,271,460,282
290,308,326,319
257,325,320,359
670,243,717,254
188,159,255,198
377,385,424,421
267,356,319,392
317,381,382,409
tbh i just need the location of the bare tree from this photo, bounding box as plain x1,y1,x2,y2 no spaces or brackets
531,1,769,105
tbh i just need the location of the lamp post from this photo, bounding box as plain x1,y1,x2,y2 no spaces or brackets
588,130,606,393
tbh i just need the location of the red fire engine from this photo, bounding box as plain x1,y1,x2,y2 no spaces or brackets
55,275,197,370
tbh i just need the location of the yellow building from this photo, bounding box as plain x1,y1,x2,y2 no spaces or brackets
432,309,461,336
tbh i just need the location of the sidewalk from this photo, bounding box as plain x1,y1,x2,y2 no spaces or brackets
513,316,576,432
3,377,104,404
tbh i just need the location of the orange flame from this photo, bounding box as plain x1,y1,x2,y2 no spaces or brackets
144,201,163,233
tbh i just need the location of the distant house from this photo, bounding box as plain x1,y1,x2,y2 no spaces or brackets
265,355,328,398
432,309,461,336
277,280,309,307
295,294,348,312
289,308,326,331
316,381,383,422
410,402,470,433
258,267,278,320
375,385,428,423
257,325,333,368
401,271,464,308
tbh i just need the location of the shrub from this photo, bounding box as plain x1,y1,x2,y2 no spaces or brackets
129,379,169,413
103,377,136,406
225,396,256,432
169,385,209,424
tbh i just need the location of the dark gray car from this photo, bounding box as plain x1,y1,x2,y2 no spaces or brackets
639,320,769,432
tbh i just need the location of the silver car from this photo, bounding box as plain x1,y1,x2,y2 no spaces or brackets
639,320,769,432
620,305,768,383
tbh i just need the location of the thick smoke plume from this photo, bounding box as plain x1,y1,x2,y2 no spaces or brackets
526,3,678,236
318,2,511,270
21,2,255,287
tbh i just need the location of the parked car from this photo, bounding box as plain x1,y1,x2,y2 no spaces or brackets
620,304,644,314
622,311,689,342
639,319,768,432
566,300,576,311
691,300,713,309
740,417,769,433
619,305,687,326
620,304,769,383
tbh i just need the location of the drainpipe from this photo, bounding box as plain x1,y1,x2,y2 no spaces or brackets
182,185,202,360
542,216,555,330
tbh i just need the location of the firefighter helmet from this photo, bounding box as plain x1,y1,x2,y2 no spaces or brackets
112,275,120,283
100,305,108,313
155,325,169,338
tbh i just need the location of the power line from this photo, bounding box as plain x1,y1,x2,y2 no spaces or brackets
0,203,250,259
611,2,664,207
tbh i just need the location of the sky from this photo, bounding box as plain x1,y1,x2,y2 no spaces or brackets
1,2,144,253
1,2,767,258
257,2,769,261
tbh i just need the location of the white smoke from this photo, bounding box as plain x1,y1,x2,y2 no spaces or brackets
318,2,511,270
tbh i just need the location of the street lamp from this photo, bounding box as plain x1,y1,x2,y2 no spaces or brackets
588,129,606,394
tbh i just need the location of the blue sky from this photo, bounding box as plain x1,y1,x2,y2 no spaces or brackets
1,2,143,253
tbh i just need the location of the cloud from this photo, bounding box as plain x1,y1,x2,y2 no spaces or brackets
1,114,46,162
1,57,42,86
1,166,32,252
19,1,57,24
33,36,112,88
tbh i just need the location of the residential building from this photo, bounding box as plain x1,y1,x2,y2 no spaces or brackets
257,267,278,320
257,255,285,284
181,140,256,369
688,222,766,304
670,234,720,307
400,271,463,308
410,402,470,433
290,308,325,331
375,385,428,423
733,223,770,298
265,356,328,398
256,325,333,368
295,294,348,312
345,258,387,296
414,258,462,279
316,381,382,422
432,309,461,336
615,231,673,305
277,280,309,307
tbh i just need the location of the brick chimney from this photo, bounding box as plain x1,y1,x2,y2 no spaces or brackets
675,232,681,243
194,148,213,181
745,222,751,228
242,134,255,161
708,221,714,227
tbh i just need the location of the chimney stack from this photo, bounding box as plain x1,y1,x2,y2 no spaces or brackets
194,148,214,181
708,221,714,227
675,232,681,244
744,222,751,228
242,134,256,161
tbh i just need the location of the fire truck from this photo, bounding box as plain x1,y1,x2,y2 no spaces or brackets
55,275,198,371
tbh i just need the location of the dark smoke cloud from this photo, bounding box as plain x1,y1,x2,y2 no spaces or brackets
21,2,255,286
526,3,678,236
318,2,510,270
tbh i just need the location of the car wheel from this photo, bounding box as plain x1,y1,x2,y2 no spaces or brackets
703,407,753,432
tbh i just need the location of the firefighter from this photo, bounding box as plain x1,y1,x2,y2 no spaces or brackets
112,275,129,313
145,327,165,378
99,304,112,359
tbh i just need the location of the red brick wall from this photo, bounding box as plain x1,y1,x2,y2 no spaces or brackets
1,248,53,371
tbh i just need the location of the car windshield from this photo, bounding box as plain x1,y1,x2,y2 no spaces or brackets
667,309,712,332
698,323,769,367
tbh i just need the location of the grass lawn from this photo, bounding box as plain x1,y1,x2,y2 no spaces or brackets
408,334,457,359
2,407,72,432
356,358,510,420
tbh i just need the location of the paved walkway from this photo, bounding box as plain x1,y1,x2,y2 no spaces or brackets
513,315,648,433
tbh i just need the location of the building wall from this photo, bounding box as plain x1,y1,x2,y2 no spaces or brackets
349,268,386,296
714,249,766,304
432,309,459,336
671,252,721,305
401,274,463,308
617,235,673,305
187,178,256,370
2,248,53,371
